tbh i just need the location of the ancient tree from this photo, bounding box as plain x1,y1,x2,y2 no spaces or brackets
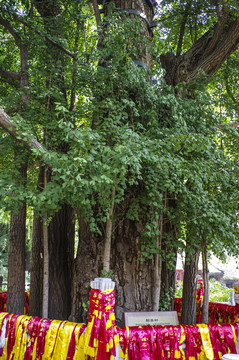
0,0,239,324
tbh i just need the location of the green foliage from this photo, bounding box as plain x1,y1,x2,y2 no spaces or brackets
159,285,175,311
209,278,233,303
0,211,10,277
176,279,233,302
0,222,9,269
155,1,236,55
175,280,183,298
100,269,114,280
82,300,90,313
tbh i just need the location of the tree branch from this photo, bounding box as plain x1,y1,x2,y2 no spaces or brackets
203,8,230,58
0,17,21,47
11,13,76,59
0,108,48,159
92,0,101,29
176,2,191,56
0,70,21,81
195,19,239,79
218,122,239,129
161,14,239,86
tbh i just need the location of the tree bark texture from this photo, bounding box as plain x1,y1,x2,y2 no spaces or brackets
28,211,43,317
48,204,75,320
161,13,239,86
181,247,200,324
71,190,161,325
70,217,100,324
112,212,155,324
7,160,27,315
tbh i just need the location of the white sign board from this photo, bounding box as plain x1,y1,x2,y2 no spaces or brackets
123,311,179,327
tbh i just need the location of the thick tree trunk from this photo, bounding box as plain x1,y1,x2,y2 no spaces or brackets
71,191,160,325
70,217,101,324
29,170,75,320
28,212,43,317
7,160,27,314
73,222,156,326
181,247,200,324
48,204,75,320
112,214,156,324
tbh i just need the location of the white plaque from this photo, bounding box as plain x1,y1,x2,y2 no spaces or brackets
123,311,179,327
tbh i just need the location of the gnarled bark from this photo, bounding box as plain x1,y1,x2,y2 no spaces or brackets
48,204,75,320
181,246,200,324
29,211,43,317
161,13,239,86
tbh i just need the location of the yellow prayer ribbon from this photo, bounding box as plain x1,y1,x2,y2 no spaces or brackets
114,333,119,350
42,319,62,359
231,324,237,350
119,326,129,360
9,315,31,360
10,315,24,358
234,285,239,294
73,324,86,360
31,318,43,360
0,312,8,328
52,321,76,360
84,315,96,358
177,326,186,360
19,316,31,360
103,289,114,295
197,324,214,360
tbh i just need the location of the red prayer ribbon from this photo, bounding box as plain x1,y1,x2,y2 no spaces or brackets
0,292,29,314
0,287,238,359
85,288,117,360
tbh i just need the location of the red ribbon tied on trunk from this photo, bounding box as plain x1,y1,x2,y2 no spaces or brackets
84,288,117,360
